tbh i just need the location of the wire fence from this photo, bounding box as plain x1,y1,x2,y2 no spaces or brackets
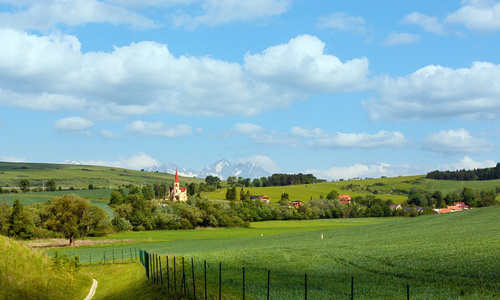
139,250,413,300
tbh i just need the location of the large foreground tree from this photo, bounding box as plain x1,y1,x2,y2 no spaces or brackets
44,194,110,246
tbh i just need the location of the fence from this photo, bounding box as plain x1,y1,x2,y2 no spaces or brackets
47,247,140,265
139,250,413,300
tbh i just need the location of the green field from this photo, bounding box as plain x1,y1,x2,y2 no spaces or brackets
0,161,202,189
46,206,500,299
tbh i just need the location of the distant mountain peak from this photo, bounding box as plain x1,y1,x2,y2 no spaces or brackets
143,159,270,179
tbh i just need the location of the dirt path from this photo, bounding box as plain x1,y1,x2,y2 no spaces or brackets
84,278,98,300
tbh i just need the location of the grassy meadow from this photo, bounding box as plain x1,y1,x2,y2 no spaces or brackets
45,206,499,299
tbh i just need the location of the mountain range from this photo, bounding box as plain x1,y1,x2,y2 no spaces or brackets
142,159,271,180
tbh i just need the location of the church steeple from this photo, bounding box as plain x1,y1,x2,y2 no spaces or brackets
174,169,179,187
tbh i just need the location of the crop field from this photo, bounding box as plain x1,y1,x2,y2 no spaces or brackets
47,206,500,299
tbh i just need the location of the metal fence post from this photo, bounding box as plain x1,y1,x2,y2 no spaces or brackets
219,262,222,300
204,260,207,300
243,267,245,300
192,257,196,300
351,276,354,300
267,270,270,300
305,273,307,300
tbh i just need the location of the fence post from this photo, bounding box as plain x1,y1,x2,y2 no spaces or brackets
204,260,207,300
174,256,176,291
191,257,196,300
351,276,354,300
182,257,187,295
243,267,245,300
122,249,124,263
130,248,132,262
135,248,137,261
160,256,163,286
267,270,270,300
219,262,222,300
167,256,170,290
89,253,91,266
305,273,307,300
407,284,410,300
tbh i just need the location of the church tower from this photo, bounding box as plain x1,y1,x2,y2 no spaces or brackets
168,169,187,201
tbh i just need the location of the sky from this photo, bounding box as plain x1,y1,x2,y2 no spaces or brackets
0,0,499,181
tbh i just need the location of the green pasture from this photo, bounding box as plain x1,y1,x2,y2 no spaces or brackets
46,206,500,299
426,178,500,194
0,161,202,189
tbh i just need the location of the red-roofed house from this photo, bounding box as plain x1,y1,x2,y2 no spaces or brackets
168,170,188,202
453,202,469,210
338,195,351,204
292,201,304,208
250,195,270,203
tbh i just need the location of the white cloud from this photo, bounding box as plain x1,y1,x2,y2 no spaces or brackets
438,156,496,171
173,0,291,28
0,0,157,31
316,12,366,32
70,152,160,170
126,120,193,138
100,129,122,139
53,116,93,136
402,12,446,35
0,31,369,118
244,34,370,93
1,155,26,162
305,130,406,149
382,32,421,45
307,162,421,181
364,62,500,121
239,155,280,173
231,123,265,135
423,128,494,154
446,0,500,33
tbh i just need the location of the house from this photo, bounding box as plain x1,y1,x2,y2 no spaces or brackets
453,202,469,210
168,170,188,202
250,195,270,203
338,195,351,204
292,201,304,207
390,204,402,210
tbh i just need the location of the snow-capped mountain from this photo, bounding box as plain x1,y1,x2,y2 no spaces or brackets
142,163,197,178
65,160,82,165
143,159,270,179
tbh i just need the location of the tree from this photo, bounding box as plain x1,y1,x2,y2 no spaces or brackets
205,175,220,187
187,182,197,197
19,179,30,193
141,185,154,200
88,184,94,190
46,179,57,191
8,199,34,239
227,176,237,187
0,203,12,235
109,189,124,206
326,189,339,200
44,194,109,246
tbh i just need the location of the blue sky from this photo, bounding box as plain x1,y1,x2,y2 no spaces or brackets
0,0,499,180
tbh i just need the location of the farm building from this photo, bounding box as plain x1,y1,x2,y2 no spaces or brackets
338,195,351,204
168,170,187,202
292,201,304,207
250,195,270,203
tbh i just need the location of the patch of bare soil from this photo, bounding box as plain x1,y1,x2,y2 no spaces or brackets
22,238,134,249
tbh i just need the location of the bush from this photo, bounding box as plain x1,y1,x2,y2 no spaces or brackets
32,228,64,239
112,217,133,231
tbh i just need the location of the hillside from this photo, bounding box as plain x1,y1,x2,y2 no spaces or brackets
0,162,203,188
0,235,92,299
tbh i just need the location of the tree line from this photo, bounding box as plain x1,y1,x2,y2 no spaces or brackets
426,163,500,181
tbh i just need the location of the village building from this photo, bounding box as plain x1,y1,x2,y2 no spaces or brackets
250,195,270,203
168,170,187,202
292,201,304,208
338,195,351,204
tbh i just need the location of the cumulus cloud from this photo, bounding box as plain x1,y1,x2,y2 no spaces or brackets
364,62,500,121
53,116,93,136
306,162,421,181
0,0,157,31
221,123,266,138
173,0,291,28
70,152,160,170
316,12,366,32
244,34,370,93
304,130,406,149
239,155,280,173
1,155,27,162
438,156,496,171
423,128,494,154
446,0,500,33
402,12,446,35
382,32,421,45
126,120,193,138
0,31,369,118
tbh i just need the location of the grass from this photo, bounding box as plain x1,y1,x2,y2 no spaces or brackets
0,161,202,189
0,235,92,299
45,206,499,299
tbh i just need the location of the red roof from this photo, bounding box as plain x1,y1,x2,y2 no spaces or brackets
175,169,179,183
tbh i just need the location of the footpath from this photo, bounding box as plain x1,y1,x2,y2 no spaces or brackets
84,278,98,300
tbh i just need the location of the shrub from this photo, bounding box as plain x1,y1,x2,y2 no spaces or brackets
112,217,133,231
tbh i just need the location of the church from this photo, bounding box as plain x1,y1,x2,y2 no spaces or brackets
168,170,188,201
